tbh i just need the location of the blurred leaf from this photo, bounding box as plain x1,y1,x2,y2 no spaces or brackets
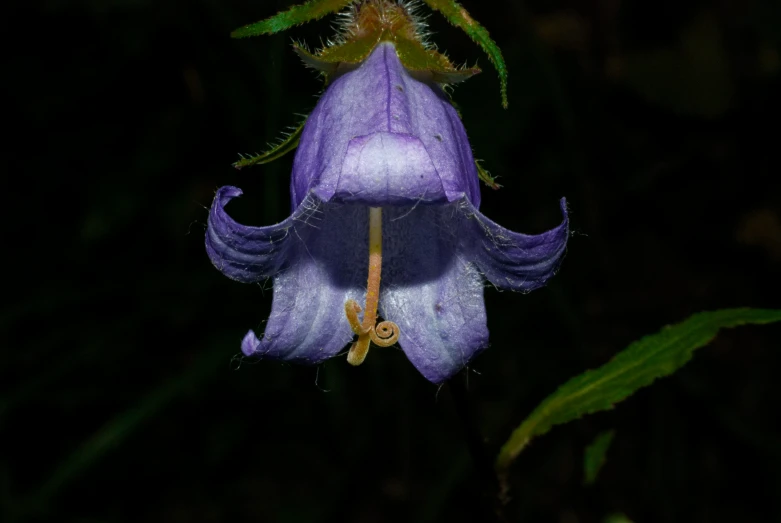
496,308,781,475
603,514,634,523
25,345,229,514
416,450,470,523
583,429,615,485
534,11,589,52
736,208,781,261
612,12,732,118
759,44,780,75
0,461,11,521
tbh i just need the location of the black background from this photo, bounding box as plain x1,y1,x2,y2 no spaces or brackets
3,0,781,522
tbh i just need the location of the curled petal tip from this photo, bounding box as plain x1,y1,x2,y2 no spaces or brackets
241,330,261,356
218,186,244,202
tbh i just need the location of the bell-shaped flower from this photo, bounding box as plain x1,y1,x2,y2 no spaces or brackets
206,42,568,383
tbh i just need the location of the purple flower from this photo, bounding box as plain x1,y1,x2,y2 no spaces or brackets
206,42,568,383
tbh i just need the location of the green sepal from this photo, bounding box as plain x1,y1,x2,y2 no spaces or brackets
231,0,354,38
423,0,509,107
292,39,377,75
476,160,501,190
233,118,307,169
393,36,481,84
291,5,480,85
232,0,506,103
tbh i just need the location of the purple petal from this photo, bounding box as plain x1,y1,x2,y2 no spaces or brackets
206,186,295,283
240,203,370,364
463,198,569,291
379,206,489,383
208,188,567,376
291,42,481,208
336,132,446,205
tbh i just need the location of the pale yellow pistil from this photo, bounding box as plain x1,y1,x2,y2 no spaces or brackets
345,207,400,366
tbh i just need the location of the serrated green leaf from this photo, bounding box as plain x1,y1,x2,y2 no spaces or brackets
234,118,306,169
423,0,508,107
231,0,353,38
496,308,781,475
583,429,615,485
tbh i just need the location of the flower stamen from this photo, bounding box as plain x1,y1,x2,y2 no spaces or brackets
346,207,399,366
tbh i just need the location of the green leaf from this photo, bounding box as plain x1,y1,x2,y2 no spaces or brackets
583,430,615,485
495,308,781,475
423,0,509,108
231,0,353,38
603,514,634,523
476,160,501,190
234,117,307,169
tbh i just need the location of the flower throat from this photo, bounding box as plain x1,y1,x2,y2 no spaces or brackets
345,207,399,365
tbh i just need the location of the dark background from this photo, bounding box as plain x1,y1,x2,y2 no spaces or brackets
3,0,781,522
